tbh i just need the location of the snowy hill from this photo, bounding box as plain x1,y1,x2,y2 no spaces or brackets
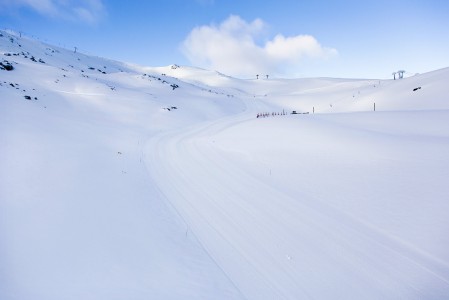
1,30,449,299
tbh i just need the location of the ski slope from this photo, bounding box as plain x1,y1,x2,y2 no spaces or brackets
1,30,449,299
147,110,449,299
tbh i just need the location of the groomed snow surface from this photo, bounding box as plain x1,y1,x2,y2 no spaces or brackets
1,30,449,299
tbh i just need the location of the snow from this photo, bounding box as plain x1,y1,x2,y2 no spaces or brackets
1,30,449,299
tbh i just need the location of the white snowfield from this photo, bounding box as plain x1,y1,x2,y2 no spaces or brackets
1,30,449,299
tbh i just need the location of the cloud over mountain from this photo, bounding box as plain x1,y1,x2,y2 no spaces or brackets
0,0,105,24
182,15,337,78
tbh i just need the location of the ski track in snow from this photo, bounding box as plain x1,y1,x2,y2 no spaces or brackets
145,101,449,299
3,29,449,299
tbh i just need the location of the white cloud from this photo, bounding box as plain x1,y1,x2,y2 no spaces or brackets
266,34,337,61
0,0,105,24
182,15,337,78
0,0,55,14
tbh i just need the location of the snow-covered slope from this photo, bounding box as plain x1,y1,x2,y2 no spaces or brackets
0,30,246,300
1,30,449,299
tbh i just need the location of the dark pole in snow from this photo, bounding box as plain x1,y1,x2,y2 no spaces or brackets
374,102,376,112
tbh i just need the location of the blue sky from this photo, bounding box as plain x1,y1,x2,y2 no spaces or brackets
1,0,448,79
